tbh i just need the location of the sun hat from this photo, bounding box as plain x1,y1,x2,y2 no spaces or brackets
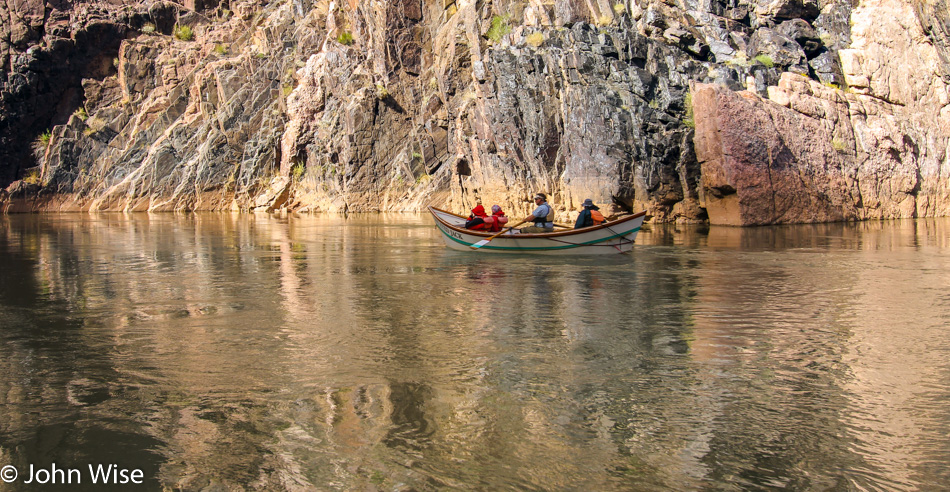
582,198,593,207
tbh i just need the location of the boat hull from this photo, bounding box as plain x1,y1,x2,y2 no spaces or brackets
428,207,645,255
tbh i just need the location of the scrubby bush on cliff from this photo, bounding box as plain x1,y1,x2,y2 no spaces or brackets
823,82,839,90
22,171,42,185
754,54,774,68
33,130,53,157
526,32,544,47
174,24,194,41
337,31,353,46
486,15,510,43
832,138,847,153
291,162,305,181
684,91,695,128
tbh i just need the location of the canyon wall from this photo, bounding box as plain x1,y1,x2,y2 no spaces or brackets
694,0,950,224
2,0,948,224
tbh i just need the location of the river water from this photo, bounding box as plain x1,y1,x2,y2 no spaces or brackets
0,213,947,491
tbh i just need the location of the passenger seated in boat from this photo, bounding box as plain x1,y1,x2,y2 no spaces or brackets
487,205,508,232
465,204,490,230
520,193,555,233
574,198,606,229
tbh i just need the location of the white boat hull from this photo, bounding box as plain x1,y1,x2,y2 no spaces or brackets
428,207,645,255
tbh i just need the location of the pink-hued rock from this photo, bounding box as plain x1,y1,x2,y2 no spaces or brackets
690,0,949,225
694,82,851,225
694,73,949,225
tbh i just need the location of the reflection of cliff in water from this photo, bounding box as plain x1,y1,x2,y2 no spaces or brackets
0,216,169,490
0,215,947,489
628,220,950,490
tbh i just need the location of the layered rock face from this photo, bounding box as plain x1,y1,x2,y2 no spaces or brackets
694,0,950,224
0,0,144,186
2,0,948,224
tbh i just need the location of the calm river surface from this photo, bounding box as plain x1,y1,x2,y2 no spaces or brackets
0,213,948,491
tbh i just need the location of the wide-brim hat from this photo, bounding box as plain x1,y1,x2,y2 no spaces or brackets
582,198,594,207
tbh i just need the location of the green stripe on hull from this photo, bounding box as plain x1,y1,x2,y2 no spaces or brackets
437,225,641,251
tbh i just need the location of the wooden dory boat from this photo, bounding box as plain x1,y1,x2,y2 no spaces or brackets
428,206,646,254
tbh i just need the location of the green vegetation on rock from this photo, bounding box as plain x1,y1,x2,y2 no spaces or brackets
684,91,695,128
487,15,510,43
291,161,305,181
754,54,774,68
37,129,52,146
173,24,194,41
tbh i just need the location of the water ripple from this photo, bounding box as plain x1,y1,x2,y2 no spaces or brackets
0,215,947,489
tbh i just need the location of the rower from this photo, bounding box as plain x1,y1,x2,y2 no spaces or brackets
520,193,554,233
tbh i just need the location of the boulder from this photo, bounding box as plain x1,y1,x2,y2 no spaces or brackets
756,0,820,23
808,51,845,86
748,27,806,68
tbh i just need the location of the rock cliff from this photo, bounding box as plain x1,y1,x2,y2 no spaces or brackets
2,0,948,224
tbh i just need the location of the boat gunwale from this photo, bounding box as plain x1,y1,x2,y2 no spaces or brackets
437,223,642,250
427,206,646,239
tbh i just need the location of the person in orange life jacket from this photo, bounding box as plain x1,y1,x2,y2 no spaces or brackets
487,204,508,232
574,198,606,229
521,193,555,233
465,204,490,230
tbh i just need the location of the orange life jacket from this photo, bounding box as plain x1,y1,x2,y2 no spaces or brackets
590,209,606,225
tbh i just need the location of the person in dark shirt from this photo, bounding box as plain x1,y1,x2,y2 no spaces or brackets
574,198,605,229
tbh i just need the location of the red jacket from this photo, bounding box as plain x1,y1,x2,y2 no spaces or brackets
488,206,508,232
470,205,487,218
466,205,490,230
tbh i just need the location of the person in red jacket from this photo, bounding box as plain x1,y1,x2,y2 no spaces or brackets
465,204,490,230
487,204,509,232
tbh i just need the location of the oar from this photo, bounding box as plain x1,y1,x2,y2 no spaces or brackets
470,218,528,249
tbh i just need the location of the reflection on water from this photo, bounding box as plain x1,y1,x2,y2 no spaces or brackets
0,214,948,490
